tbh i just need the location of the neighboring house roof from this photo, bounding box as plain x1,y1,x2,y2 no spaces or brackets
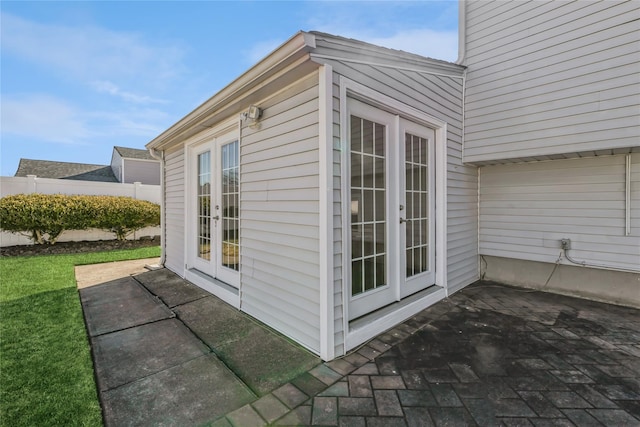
14,159,119,182
113,146,155,160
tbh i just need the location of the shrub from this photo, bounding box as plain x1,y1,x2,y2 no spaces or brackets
0,194,160,244
0,194,88,244
91,196,160,241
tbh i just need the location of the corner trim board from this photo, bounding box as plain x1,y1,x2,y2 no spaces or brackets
319,64,335,361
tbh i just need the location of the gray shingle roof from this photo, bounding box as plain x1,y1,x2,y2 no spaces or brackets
114,146,154,160
14,159,119,182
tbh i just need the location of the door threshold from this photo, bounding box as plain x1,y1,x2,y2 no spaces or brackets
185,268,239,307
346,285,445,352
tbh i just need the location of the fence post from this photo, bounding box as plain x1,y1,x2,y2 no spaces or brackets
26,175,37,194
134,181,142,200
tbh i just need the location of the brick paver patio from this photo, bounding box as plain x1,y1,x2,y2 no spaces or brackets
228,282,640,426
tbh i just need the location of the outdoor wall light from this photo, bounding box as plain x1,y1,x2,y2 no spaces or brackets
247,105,262,120
241,105,262,122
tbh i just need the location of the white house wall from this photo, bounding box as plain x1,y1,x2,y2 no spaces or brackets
321,57,477,356
122,159,161,185
463,0,640,163
110,150,123,182
163,146,186,274
239,71,322,352
479,154,640,271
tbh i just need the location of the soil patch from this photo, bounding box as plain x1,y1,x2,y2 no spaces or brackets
1,236,160,257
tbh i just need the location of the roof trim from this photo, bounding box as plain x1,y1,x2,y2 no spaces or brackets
309,53,464,79
309,31,465,75
147,31,316,151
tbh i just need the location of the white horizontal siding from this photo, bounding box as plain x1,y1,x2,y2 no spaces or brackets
163,146,185,275
110,150,123,182
240,71,321,353
464,0,640,162
123,159,161,185
479,155,640,271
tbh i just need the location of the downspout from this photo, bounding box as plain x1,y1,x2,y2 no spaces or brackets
237,115,244,311
149,148,166,266
456,0,467,65
625,153,631,236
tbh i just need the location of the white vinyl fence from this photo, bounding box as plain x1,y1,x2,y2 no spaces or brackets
0,175,161,247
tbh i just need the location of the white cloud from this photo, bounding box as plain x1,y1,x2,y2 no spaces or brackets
1,12,185,88
1,95,90,144
85,108,169,138
1,95,169,145
1,13,182,146
90,81,168,105
366,29,458,62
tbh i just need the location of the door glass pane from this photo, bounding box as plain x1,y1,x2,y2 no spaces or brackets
221,141,239,271
197,151,211,260
404,132,429,277
351,115,386,296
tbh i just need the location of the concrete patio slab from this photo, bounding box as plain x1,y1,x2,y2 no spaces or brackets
91,318,210,391
101,354,255,427
172,292,321,396
173,295,256,346
217,323,321,396
79,277,173,336
134,268,210,308
75,257,160,289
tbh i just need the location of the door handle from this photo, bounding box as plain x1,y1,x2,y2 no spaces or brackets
212,215,220,220
400,218,411,224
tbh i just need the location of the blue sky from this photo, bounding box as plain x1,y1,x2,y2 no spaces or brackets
1,1,458,175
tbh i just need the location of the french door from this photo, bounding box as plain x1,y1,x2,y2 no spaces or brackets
189,131,239,287
348,99,435,320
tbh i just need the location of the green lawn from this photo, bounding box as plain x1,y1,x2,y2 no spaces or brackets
0,247,161,427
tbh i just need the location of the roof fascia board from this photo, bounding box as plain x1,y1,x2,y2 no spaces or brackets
147,31,316,151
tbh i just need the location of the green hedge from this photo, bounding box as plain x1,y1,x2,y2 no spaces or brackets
0,194,160,244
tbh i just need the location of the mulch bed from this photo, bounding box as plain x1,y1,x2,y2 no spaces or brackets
1,236,160,257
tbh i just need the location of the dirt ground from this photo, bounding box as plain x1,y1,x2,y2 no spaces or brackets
0,236,160,257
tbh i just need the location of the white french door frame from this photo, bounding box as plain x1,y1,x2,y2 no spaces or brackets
399,118,436,298
346,99,398,320
340,76,448,351
184,119,240,304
